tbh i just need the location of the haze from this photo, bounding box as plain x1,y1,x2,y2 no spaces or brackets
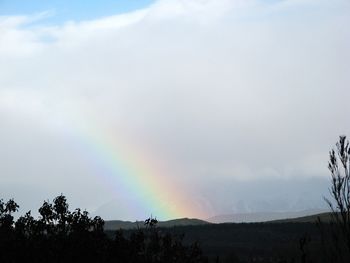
0,0,349,220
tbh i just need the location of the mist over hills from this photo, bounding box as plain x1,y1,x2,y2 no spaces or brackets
92,177,329,221
1,177,329,223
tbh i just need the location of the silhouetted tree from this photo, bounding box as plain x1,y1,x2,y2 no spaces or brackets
318,135,350,263
0,198,18,230
0,195,207,263
326,136,350,247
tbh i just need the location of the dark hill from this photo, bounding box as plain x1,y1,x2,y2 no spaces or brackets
104,217,209,230
207,209,328,223
269,212,334,223
107,222,327,262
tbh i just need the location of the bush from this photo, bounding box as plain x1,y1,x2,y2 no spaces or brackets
0,194,207,263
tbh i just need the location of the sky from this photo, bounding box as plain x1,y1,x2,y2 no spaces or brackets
0,0,154,23
0,0,349,221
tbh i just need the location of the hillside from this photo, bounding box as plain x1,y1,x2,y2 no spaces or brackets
207,209,328,223
103,212,338,261
269,212,334,223
104,217,209,230
104,222,328,262
104,210,331,230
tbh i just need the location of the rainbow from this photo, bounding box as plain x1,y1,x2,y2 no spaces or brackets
66,109,201,220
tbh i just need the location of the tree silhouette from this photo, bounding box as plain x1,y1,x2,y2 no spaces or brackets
317,135,350,263
326,136,350,248
0,198,18,230
0,195,207,263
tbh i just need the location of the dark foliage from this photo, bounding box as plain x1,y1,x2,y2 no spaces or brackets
3,136,350,263
139,222,324,263
0,194,207,263
316,135,350,262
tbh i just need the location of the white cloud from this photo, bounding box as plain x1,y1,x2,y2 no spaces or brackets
0,0,349,218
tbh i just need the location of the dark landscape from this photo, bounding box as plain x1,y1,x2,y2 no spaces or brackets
102,211,344,262
0,195,348,263
1,137,350,262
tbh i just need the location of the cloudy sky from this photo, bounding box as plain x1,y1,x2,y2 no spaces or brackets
0,0,349,220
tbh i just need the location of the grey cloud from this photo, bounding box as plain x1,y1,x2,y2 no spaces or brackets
0,0,349,219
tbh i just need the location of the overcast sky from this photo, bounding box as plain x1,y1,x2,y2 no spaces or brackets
0,0,349,220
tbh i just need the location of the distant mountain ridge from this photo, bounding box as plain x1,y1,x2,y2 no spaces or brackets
207,209,329,223
104,209,331,230
269,212,334,223
104,218,209,230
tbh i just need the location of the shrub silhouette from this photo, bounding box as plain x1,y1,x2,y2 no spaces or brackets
315,135,350,263
326,136,350,245
0,194,207,263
